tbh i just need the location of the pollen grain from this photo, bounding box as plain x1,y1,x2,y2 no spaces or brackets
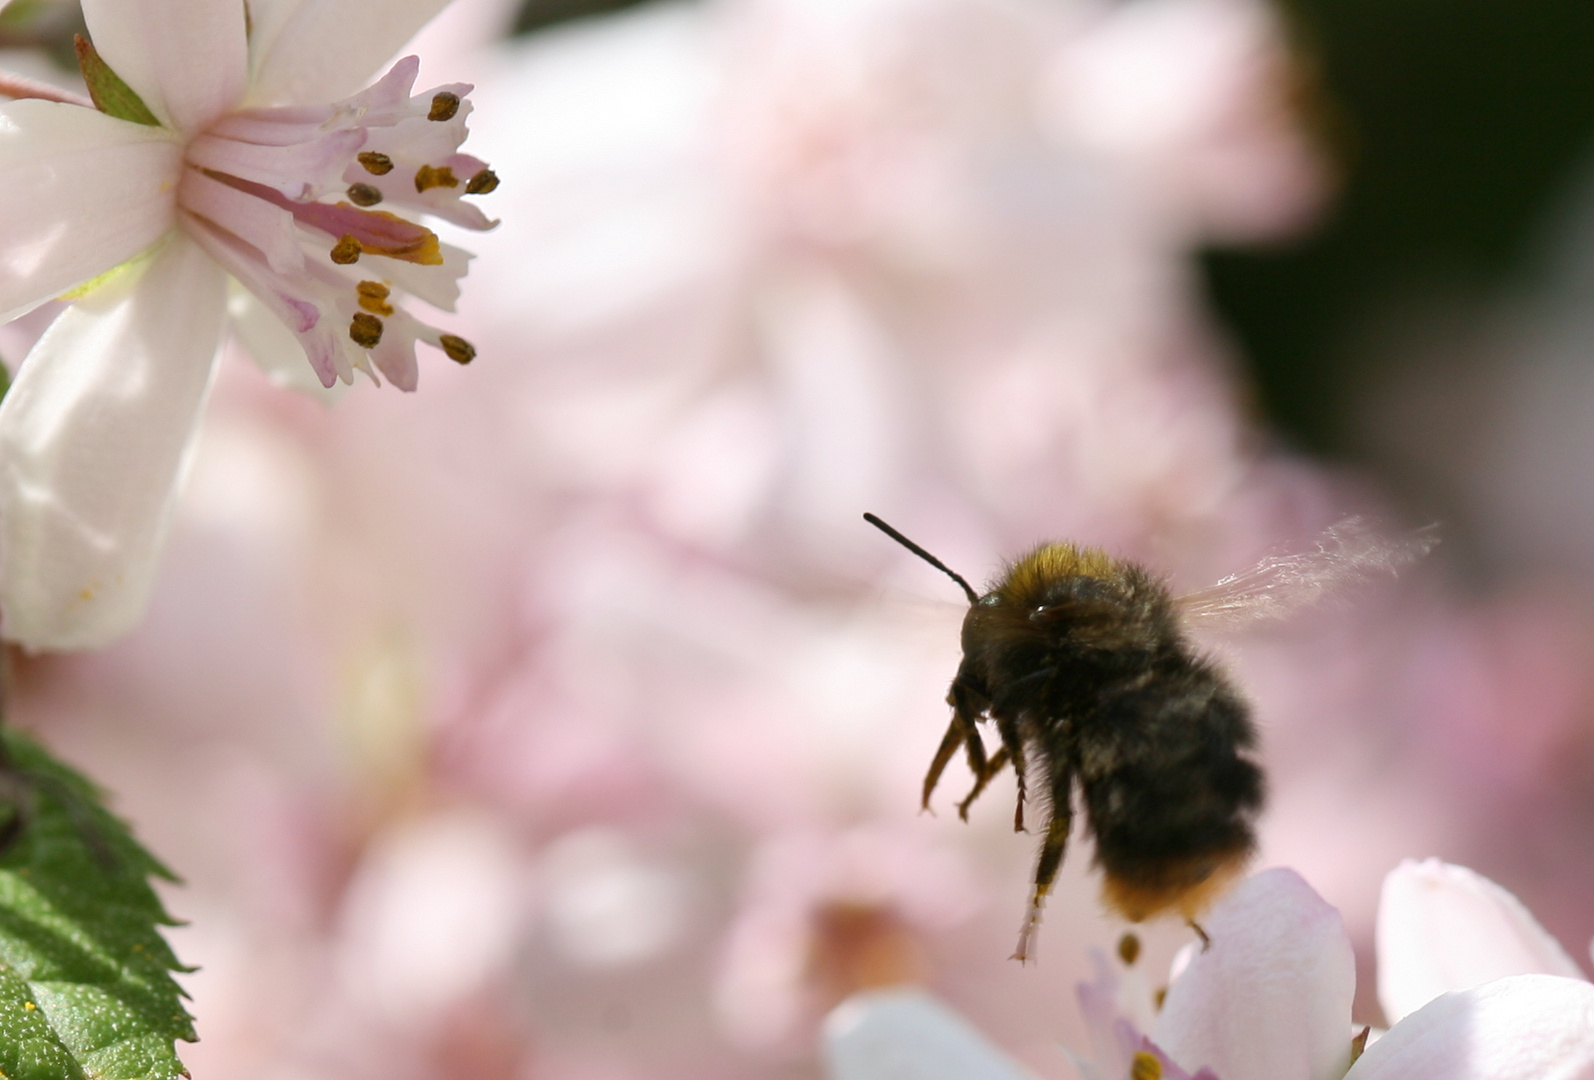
439,334,476,365
356,281,395,316
349,312,384,348
428,92,460,121
330,235,362,265
414,165,459,193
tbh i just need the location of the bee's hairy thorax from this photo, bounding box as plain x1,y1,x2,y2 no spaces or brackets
958,542,1188,712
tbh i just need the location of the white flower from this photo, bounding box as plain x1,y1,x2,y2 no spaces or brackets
823,863,1594,1080
1376,856,1586,1025
0,0,497,650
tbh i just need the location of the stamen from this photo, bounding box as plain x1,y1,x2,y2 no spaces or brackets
349,313,384,348
439,335,475,365
1117,932,1141,967
286,198,443,266
414,165,459,193
465,168,499,195
330,235,362,264
428,92,460,121
1129,1052,1161,1080
356,281,395,316
347,183,383,206
358,151,394,175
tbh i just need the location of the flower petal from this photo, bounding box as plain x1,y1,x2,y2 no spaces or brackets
0,100,178,322
1153,868,1356,1080
246,0,454,106
182,210,355,388
0,233,227,650
1378,859,1586,1027
80,0,247,135
226,284,345,400
1346,975,1594,1080
365,241,472,312
822,989,1039,1080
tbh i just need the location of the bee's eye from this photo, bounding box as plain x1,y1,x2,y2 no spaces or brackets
1029,605,1051,620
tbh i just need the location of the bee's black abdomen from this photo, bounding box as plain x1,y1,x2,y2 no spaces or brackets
1074,657,1263,920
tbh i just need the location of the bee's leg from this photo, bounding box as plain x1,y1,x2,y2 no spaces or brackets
955,746,1009,821
1187,919,1211,952
921,719,967,813
989,669,1053,834
992,713,1028,832
927,677,991,811
956,710,988,775
1012,769,1074,964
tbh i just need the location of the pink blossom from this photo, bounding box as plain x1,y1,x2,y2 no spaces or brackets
0,0,497,649
825,864,1594,1080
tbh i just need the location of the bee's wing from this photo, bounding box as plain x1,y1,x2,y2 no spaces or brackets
1174,516,1438,632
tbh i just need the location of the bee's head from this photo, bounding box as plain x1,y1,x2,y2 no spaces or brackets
957,590,1008,652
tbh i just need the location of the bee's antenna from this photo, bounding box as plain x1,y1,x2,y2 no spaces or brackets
863,513,980,606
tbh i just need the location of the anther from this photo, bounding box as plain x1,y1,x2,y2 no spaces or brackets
439,334,476,365
428,92,460,121
330,235,362,265
1117,932,1141,967
358,151,394,175
349,313,383,348
465,168,499,195
347,183,383,207
414,165,459,193
1129,1051,1162,1080
356,281,394,316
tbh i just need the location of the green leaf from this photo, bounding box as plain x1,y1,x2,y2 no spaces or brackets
0,729,192,1080
72,36,160,127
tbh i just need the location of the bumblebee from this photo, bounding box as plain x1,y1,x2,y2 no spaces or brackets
864,512,1433,961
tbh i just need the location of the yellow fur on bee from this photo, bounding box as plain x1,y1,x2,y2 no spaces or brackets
999,542,1119,600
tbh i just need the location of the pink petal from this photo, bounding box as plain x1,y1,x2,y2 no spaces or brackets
1346,975,1594,1080
210,57,421,142
186,126,367,199
363,241,472,313
1378,859,1586,1027
178,168,305,275
1153,868,1356,1080
369,331,419,392
80,0,247,135
246,0,454,106
225,286,346,399
0,100,179,322
0,233,227,649
182,213,348,388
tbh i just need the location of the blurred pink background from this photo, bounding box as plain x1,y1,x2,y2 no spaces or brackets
7,0,1594,1077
